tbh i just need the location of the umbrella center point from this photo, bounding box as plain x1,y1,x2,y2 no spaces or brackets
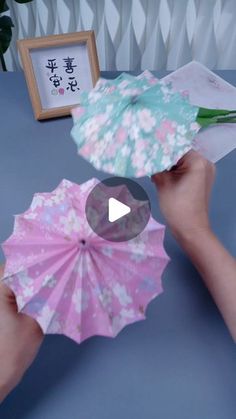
78,239,89,250
130,94,139,105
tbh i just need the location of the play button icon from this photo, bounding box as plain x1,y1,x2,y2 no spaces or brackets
108,198,131,222
85,177,151,242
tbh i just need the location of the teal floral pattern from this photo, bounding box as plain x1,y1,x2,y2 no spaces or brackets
71,71,201,177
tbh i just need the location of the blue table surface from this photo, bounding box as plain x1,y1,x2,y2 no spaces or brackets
0,70,235,419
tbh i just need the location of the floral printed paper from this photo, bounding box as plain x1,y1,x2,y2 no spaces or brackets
71,71,201,177
1,178,170,344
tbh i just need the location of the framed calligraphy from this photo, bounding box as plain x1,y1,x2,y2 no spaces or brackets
18,31,100,120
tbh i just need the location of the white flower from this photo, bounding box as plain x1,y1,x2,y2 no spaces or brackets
152,142,160,154
160,84,170,95
42,275,57,288
101,247,113,257
161,154,172,168
38,305,54,331
103,131,114,145
72,289,89,313
130,252,146,262
176,135,188,146
118,80,130,89
111,308,135,335
99,288,112,307
137,109,156,133
31,195,45,211
106,104,114,113
88,91,103,103
48,317,61,333
113,158,126,175
143,160,154,175
61,179,73,189
120,308,135,319
13,220,26,240
190,122,201,132
128,239,145,253
94,79,105,90
44,198,54,207
17,270,34,287
84,117,100,137
129,124,140,140
51,189,66,204
129,240,146,262
121,145,131,157
73,252,93,278
132,152,146,169
23,286,34,298
122,88,141,96
113,283,132,306
80,179,98,194
59,209,80,234
24,212,37,220
90,147,105,165
166,133,176,145
177,125,187,135
94,140,110,157
122,110,133,127
162,93,171,103
72,289,82,313
103,163,114,173
16,295,26,310
111,315,126,335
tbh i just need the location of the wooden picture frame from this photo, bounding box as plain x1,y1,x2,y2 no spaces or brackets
18,31,100,120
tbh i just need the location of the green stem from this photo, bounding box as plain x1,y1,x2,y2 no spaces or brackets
197,107,236,128
0,50,7,71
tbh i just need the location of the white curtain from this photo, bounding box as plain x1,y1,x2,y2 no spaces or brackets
4,0,236,72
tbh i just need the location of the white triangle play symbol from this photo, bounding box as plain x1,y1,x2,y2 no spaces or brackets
108,197,131,223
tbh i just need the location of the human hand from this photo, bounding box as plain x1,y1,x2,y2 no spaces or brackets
152,149,216,239
152,150,236,342
0,265,44,403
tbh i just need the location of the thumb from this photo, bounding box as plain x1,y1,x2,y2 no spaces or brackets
151,169,171,186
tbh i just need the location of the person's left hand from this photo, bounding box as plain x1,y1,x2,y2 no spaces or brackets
0,265,44,403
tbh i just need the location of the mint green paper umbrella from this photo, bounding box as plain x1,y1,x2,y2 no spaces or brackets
90,73,236,129
71,73,200,177
72,71,236,178
72,70,159,122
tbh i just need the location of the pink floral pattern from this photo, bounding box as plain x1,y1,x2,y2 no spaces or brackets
1,178,170,344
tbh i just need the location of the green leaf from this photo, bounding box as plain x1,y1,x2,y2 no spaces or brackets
0,50,7,70
14,0,33,3
197,112,236,128
214,116,236,124
0,1,9,13
197,107,236,127
0,16,13,53
0,15,14,28
196,117,213,128
198,107,236,118
0,27,12,53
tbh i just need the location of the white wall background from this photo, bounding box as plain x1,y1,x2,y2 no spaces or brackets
4,0,236,72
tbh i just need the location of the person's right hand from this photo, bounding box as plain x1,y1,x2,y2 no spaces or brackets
152,149,236,343
151,149,216,239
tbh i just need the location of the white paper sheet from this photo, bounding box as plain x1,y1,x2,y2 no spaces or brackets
162,61,236,162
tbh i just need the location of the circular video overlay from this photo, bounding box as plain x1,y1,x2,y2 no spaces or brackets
85,177,151,242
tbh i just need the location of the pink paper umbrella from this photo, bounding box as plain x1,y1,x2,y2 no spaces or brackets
1,178,170,344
